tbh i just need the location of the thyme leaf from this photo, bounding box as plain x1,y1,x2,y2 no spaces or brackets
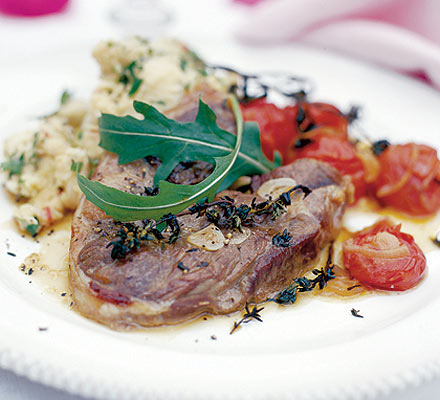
345,105,360,123
272,229,293,247
372,139,390,156
351,308,364,318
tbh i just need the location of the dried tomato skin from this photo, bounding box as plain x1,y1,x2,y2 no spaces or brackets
343,220,426,291
375,143,440,216
295,134,367,201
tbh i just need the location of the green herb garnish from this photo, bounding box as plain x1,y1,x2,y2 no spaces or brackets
29,132,40,167
180,57,188,71
25,217,40,237
60,90,71,105
77,97,250,221
188,50,207,76
1,154,25,177
119,61,143,96
71,161,83,172
88,158,99,178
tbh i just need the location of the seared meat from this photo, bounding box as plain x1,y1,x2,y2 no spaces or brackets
69,90,350,329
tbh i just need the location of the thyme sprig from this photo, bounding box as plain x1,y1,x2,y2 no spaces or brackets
107,184,312,259
195,184,311,232
269,245,336,305
208,64,311,103
107,213,180,260
230,246,336,334
107,198,235,259
269,265,336,305
230,303,264,334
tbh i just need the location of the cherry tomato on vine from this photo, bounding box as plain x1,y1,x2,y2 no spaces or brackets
374,143,440,216
343,219,426,291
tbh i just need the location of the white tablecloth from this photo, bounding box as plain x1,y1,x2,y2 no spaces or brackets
0,0,439,398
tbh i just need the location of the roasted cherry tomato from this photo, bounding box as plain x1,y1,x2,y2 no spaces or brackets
240,98,297,162
374,143,440,216
343,219,426,291
298,102,349,139
240,99,350,164
295,134,367,201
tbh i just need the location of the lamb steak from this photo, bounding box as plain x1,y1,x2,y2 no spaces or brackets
69,91,351,329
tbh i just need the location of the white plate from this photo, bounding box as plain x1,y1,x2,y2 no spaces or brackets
0,42,440,400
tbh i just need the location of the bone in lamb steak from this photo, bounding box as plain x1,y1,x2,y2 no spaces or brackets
69,89,351,329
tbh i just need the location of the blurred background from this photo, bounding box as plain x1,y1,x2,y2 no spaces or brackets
0,1,440,399
1,0,440,86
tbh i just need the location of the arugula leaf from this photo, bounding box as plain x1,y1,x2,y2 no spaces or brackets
1,154,25,177
77,97,244,221
218,122,281,191
98,98,279,186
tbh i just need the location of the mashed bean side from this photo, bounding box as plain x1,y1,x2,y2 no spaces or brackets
2,37,236,234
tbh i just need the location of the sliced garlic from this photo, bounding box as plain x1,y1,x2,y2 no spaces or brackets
229,175,252,190
257,178,297,200
187,224,225,251
228,227,251,245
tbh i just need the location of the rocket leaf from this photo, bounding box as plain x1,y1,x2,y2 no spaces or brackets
98,98,279,185
77,97,244,221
